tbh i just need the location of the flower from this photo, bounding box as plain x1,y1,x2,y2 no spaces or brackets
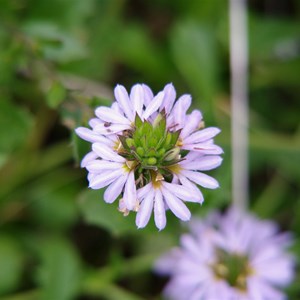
75,83,223,229
155,208,295,300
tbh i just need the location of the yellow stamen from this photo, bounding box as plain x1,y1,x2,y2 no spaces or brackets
155,173,164,181
122,164,131,172
126,160,136,170
150,171,164,189
167,164,182,175
114,140,122,151
118,206,129,216
198,121,205,129
176,138,183,147
214,263,229,278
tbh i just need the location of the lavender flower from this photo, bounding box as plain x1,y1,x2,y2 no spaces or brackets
155,208,295,299
75,83,223,229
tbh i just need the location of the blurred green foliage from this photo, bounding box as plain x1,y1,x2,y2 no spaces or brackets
0,0,299,299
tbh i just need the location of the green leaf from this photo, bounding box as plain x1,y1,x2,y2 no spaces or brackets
27,0,95,29
249,16,300,89
78,189,136,236
95,284,145,300
170,20,219,116
0,99,33,154
252,174,289,218
46,81,66,108
184,0,228,24
28,168,81,229
0,235,24,295
0,153,8,169
249,16,300,61
23,21,87,63
251,58,300,88
36,238,81,300
134,114,143,129
115,24,172,81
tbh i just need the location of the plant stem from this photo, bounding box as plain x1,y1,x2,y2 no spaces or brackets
230,0,249,210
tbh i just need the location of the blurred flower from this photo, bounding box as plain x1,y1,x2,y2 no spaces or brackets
75,83,223,229
155,208,295,299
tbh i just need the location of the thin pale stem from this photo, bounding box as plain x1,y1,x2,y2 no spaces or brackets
229,0,249,210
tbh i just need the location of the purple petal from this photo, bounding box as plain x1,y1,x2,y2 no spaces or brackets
247,278,284,300
184,127,221,144
94,123,130,135
86,160,123,172
104,174,128,203
180,156,223,171
130,84,144,117
161,187,191,221
87,172,96,183
171,94,191,128
143,91,165,120
162,182,199,202
81,151,98,168
89,169,121,189
95,106,131,125
114,85,134,121
88,118,103,129
75,127,114,144
136,189,154,229
180,110,203,139
254,255,295,286
137,183,152,199
154,189,166,230
154,249,181,275
184,151,204,161
178,175,204,204
92,143,125,162
182,143,224,155
142,84,154,106
111,102,123,114
181,170,219,189
161,83,176,113
123,171,137,210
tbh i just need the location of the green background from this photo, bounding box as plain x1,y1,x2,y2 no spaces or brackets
0,0,299,299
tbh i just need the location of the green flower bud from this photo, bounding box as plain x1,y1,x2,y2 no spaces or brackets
157,148,166,157
147,157,157,165
136,147,145,157
148,149,156,157
164,147,180,161
148,137,158,147
126,138,135,148
165,132,172,147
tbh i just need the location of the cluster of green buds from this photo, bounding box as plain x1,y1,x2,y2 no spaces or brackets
117,111,183,187
212,249,252,291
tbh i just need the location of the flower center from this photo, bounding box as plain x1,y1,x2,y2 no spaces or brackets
211,249,252,291
117,113,183,187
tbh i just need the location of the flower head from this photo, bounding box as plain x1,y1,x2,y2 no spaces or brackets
155,208,295,299
75,83,223,229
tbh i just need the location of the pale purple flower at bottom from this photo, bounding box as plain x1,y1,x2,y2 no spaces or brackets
155,208,295,300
